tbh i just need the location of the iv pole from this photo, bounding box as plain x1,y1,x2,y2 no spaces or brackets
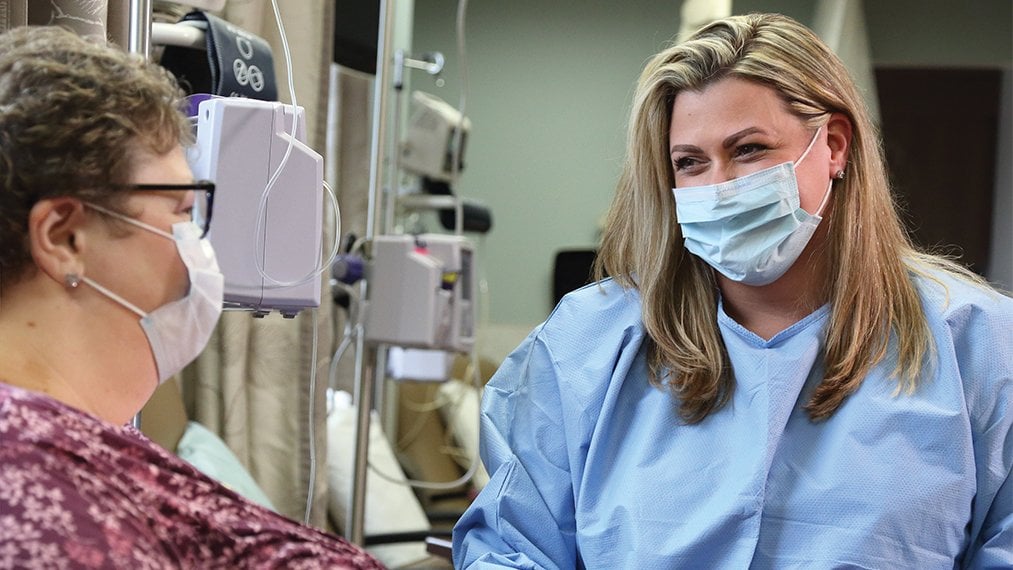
348,0,396,547
127,0,152,59
347,12,451,547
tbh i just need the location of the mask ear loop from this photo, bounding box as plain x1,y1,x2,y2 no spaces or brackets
84,202,175,240
812,178,835,217
79,202,165,318
80,275,148,318
793,125,835,217
794,125,823,166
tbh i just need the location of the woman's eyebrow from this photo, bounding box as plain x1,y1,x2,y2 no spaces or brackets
670,127,770,157
670,143,702,156
721,127,766,149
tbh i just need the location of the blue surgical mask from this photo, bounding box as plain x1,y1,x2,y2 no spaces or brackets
672,127,832,286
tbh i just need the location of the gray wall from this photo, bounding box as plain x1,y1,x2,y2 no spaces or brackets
412,0,684,326
412,0,1013,328
864,0,1011,67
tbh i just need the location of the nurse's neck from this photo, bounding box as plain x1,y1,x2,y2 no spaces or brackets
717,244,830,341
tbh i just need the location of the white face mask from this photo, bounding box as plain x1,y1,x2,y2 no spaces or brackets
82,204,224,384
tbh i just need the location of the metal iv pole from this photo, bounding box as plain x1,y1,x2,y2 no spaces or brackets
348,0,397,547
127,0,152,59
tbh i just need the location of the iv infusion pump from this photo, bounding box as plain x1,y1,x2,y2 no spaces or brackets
364,234,475,353
187,97,324,317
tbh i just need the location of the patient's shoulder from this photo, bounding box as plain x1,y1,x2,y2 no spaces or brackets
0,384,174,566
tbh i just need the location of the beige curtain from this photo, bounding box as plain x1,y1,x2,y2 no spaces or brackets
27,0,107,38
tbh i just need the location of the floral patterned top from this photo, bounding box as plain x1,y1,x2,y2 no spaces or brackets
0,382,385,569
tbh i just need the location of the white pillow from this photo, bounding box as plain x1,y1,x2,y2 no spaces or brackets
327,391,432,567
436,379,490,490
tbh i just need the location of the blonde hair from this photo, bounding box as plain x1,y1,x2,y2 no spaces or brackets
595,13,979,423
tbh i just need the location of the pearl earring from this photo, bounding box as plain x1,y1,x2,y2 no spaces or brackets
64,273,81,288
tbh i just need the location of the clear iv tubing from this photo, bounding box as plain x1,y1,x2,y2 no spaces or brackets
328,296,492,490
253,0,342,290
254,0,328,526
304,308,320,525
366,348,484,491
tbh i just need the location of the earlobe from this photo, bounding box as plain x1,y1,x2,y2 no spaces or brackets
28,198,89,285
826,112,853,177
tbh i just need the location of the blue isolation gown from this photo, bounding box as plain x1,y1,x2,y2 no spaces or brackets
453,271,1012,569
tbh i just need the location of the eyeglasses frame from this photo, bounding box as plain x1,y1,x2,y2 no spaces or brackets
110,180,216,238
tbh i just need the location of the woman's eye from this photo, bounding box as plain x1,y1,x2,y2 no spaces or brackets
734,143,767,158
673,156,702,172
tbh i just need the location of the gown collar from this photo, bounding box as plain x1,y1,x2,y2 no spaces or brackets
716,297,831,349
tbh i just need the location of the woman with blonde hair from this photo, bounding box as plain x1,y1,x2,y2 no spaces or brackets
453,13,1011,568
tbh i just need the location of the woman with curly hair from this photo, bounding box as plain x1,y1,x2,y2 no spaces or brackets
0,25,381,569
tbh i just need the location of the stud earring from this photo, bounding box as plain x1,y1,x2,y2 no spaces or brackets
64,273,81,288
835,170,846,180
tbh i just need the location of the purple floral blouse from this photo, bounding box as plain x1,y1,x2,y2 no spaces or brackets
0,382,385,569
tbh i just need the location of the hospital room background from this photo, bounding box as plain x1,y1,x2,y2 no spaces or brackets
6,0,1010,567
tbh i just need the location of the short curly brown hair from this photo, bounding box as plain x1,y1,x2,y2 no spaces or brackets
0,25,190,284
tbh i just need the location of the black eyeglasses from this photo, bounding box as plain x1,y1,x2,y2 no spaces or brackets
115,180,216,238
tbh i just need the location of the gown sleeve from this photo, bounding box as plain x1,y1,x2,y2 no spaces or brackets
947,288,1013,569
452,325,580,569
968,471,1012,569
962,372,1013,566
